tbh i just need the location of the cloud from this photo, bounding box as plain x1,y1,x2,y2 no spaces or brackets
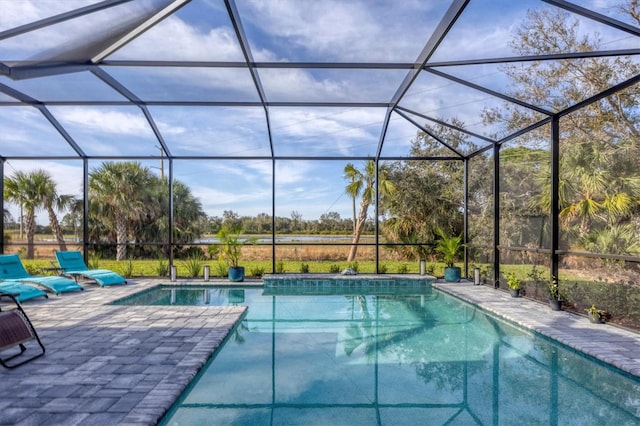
269,107,385,156
53,107,151,135
111,14,245,61
150,107,270,156
241,0,445,62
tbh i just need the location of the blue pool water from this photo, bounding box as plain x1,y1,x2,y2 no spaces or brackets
117,285,640,425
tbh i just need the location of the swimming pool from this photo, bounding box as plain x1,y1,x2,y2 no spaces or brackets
118,285,640,425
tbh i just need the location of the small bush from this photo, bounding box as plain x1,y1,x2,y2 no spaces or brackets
397,263,408,274
88,252,101,269
249,266,266,277
347,261,359,273
378,263,388,274
300,263,310,273
216,263,228,277
329,264,341,274
121,259,134,277
155,258,169,277
183,252,204,277
276,261,286,273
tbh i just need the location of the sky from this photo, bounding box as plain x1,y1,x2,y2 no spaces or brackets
1,0,637,225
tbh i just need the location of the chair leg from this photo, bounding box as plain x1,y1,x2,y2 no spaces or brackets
0,294,46,369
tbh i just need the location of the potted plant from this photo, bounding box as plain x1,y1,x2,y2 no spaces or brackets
210,225,256,282
506,272,521,297
585,305,606,324
434,228,464,282
548,276,562,311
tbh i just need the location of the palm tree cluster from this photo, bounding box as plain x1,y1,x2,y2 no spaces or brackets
89,162,206,261
4,169,73,259
4,162,206,261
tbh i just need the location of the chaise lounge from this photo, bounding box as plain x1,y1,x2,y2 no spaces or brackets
55,251,127,287
0,254,84,295
0,281,48,302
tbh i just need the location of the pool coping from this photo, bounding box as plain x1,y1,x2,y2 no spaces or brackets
1,277,638,426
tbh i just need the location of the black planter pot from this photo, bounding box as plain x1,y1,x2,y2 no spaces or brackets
549,299,562,311
510,289,520,297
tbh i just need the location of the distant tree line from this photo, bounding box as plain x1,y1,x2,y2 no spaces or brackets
206,210,372,236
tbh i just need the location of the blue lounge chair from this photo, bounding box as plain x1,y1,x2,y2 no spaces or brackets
0,281,48,302
55,251,127,286
0,254,83,295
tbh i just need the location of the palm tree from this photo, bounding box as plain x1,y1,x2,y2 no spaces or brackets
89,162,159,261
41,181,75,253
343,160,394,262
4,170,69,258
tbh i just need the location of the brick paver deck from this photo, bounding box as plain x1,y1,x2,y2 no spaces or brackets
0,279,247,426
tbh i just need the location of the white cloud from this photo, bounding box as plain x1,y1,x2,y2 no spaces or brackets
111,15,245,61
0,0,92,32
54,107,151,135
242,0,445,62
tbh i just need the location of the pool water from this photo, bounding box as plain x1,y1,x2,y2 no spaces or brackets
120,286,640,425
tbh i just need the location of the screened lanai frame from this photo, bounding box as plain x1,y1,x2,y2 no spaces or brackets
1,0,639,285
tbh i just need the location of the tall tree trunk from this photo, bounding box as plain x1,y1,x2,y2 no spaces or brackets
352,196,356,233
45,204,67,252
25,209,36,259
115,211,128,261
347,199,370,262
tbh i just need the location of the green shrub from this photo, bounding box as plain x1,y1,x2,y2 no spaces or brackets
378,263,388,274
249,266,266,277
88,252,101,269
182,252,204,277
426,264,435,275
276,261,286,273
397,263,408,274
155,258,169,277
300,263,310,273
329,264,341,273
121,259,134,277
216,263,228,277
347,261,359,273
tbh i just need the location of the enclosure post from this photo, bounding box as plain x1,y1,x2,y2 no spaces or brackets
83,159,89,261
0,160,4,254
374,160,380,274
203,265,210,281
492,143,500,288
463,158,469,278
271,158,276,274
168,159,174,267
550,116,560,283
